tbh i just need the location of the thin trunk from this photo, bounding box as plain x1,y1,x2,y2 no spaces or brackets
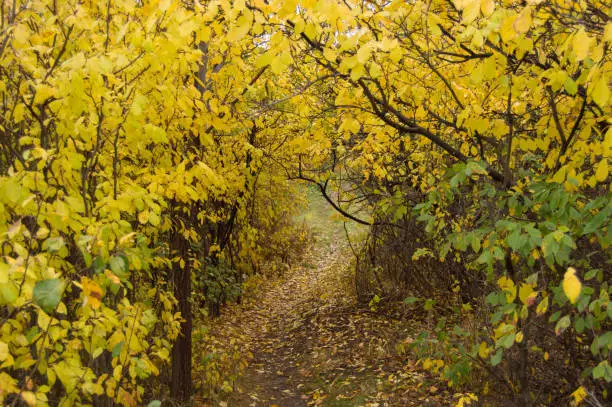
518,328,530,407
506,250,530,407
170,226,192,402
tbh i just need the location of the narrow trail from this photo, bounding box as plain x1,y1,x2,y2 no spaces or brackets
224,239,349,407
196,197,448,406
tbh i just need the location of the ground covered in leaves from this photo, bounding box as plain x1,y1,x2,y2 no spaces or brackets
194,196,454,406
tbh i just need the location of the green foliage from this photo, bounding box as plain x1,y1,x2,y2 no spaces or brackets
368,294,381,311
193,258,242,318
32,278,64,313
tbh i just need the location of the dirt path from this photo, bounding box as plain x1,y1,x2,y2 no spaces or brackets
195,196,447,406
222,235,352,406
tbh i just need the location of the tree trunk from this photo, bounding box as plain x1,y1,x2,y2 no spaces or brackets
170,228,192,402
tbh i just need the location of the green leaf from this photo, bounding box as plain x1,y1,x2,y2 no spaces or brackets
112,341,124,358
584,269,600,281
541,233,559,264
42,237,65,253
403,296,420,305
575,317,585,333
582,211,606,235
470,236,481,253
500,333,516,349
491,349,503,366
92,256,107,274
594,332,612,353
486,292,503,306
110,255,129,278
477,250,493,266
33,279,64,313
592,361,612,382
147,402,162,407
507,228,524,251
564,77,577,95
25,327,39,343
555,315,571,335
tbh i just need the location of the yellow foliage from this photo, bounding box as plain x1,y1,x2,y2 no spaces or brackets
497,276,517,303
570,386,588,405
563,267,582,304
0,0,609,403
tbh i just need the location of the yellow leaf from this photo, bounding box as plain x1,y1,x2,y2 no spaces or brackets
452,0,472,10
551,166,566,183
572,29,592,62
389,46,402,63
497,276,516,303
82,277,103,309
494,322,514,340
149,211,161,226
562,267,581,304
256,51,275,68
604,23,612,43
480,0,495,16
0,341,8,361
471,30,484,48
33,84,56,105
519,284,536,306
350,63,365,81
21,391,36,407
13,103,25,122
118,232,137,246
591,76,610,108
158,0,171,12
513,7,532,34
379,37,398,51
105,270,120,285
594,159,608,182
515,332,524,343
571,386,588,405
356,44,372,64
227,14,251,42
478,341,490,359
500,16,517,43
138,211,149,224
536,296,549,315
461,0,480,24
12,24,30,46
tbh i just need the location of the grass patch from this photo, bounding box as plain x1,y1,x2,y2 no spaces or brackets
297,184,368,247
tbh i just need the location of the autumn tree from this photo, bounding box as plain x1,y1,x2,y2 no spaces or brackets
1,0,609,405
250,0,611,403
0,0,306,404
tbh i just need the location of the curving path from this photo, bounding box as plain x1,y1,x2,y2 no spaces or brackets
195,196,445,406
